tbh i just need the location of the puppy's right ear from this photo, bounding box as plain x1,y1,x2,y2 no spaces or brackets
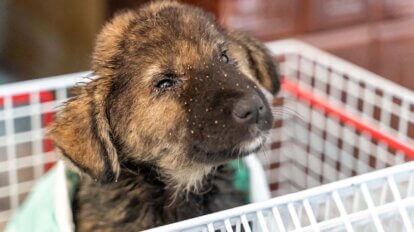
227,31,281,94
48,82,120,183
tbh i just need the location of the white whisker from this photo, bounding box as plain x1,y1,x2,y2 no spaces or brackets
271,105,305,122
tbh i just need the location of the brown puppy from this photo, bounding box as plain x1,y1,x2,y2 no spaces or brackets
49,1,280,231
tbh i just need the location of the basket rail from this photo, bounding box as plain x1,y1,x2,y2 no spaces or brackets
0,71,91,98
144,161,414,232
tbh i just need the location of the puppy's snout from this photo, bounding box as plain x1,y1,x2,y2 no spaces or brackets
232,95,267,125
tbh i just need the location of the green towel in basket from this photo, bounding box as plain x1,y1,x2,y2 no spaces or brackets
230,159,250,202
5,159,253,231
5,161,78,232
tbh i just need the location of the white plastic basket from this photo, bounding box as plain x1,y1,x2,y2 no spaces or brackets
1,39,414,231
147,161,414,232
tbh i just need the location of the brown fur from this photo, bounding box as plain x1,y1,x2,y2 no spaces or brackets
48,1,279,231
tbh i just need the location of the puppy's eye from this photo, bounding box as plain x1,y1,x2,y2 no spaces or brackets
220,51,229,63
156,77,176,89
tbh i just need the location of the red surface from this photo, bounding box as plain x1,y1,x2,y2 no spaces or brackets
282,78,414,159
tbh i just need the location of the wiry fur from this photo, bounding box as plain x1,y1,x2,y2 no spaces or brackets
48,1,280,231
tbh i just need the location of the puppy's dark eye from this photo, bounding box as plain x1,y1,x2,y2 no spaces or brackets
156,77,176,89
220,51,229,63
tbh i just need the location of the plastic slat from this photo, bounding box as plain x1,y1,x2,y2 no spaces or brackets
303,199,319,232
240,214,252,232
272,206,287,232
207,223,215,232
224,219,233,232
4,96,18,210
332,191,354,232
360,183,385,232
387,176,413,231
287,203,301,230
256,210,269,232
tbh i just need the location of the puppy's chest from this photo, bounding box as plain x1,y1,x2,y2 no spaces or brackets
73,174,245,231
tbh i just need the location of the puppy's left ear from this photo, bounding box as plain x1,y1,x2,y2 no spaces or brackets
227,31,280,94
48,80,120,184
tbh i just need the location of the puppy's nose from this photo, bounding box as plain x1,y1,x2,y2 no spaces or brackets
232,95,266,124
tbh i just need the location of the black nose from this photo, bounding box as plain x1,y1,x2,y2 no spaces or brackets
232,95,266,124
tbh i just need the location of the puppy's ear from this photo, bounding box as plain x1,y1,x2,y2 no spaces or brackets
48,81,120,183
227,31,280,94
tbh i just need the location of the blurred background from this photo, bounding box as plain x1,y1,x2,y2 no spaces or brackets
0,0,413,89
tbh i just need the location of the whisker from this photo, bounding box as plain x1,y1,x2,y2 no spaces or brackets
271,106,305,122
261,142,270,167
256,135,270,167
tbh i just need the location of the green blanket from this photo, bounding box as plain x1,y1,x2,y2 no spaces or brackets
5,160,249,232
5,162,78,232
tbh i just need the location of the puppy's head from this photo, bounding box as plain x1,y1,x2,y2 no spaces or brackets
49,1,280,188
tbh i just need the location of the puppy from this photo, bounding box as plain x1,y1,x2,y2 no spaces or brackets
49,1,280,231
